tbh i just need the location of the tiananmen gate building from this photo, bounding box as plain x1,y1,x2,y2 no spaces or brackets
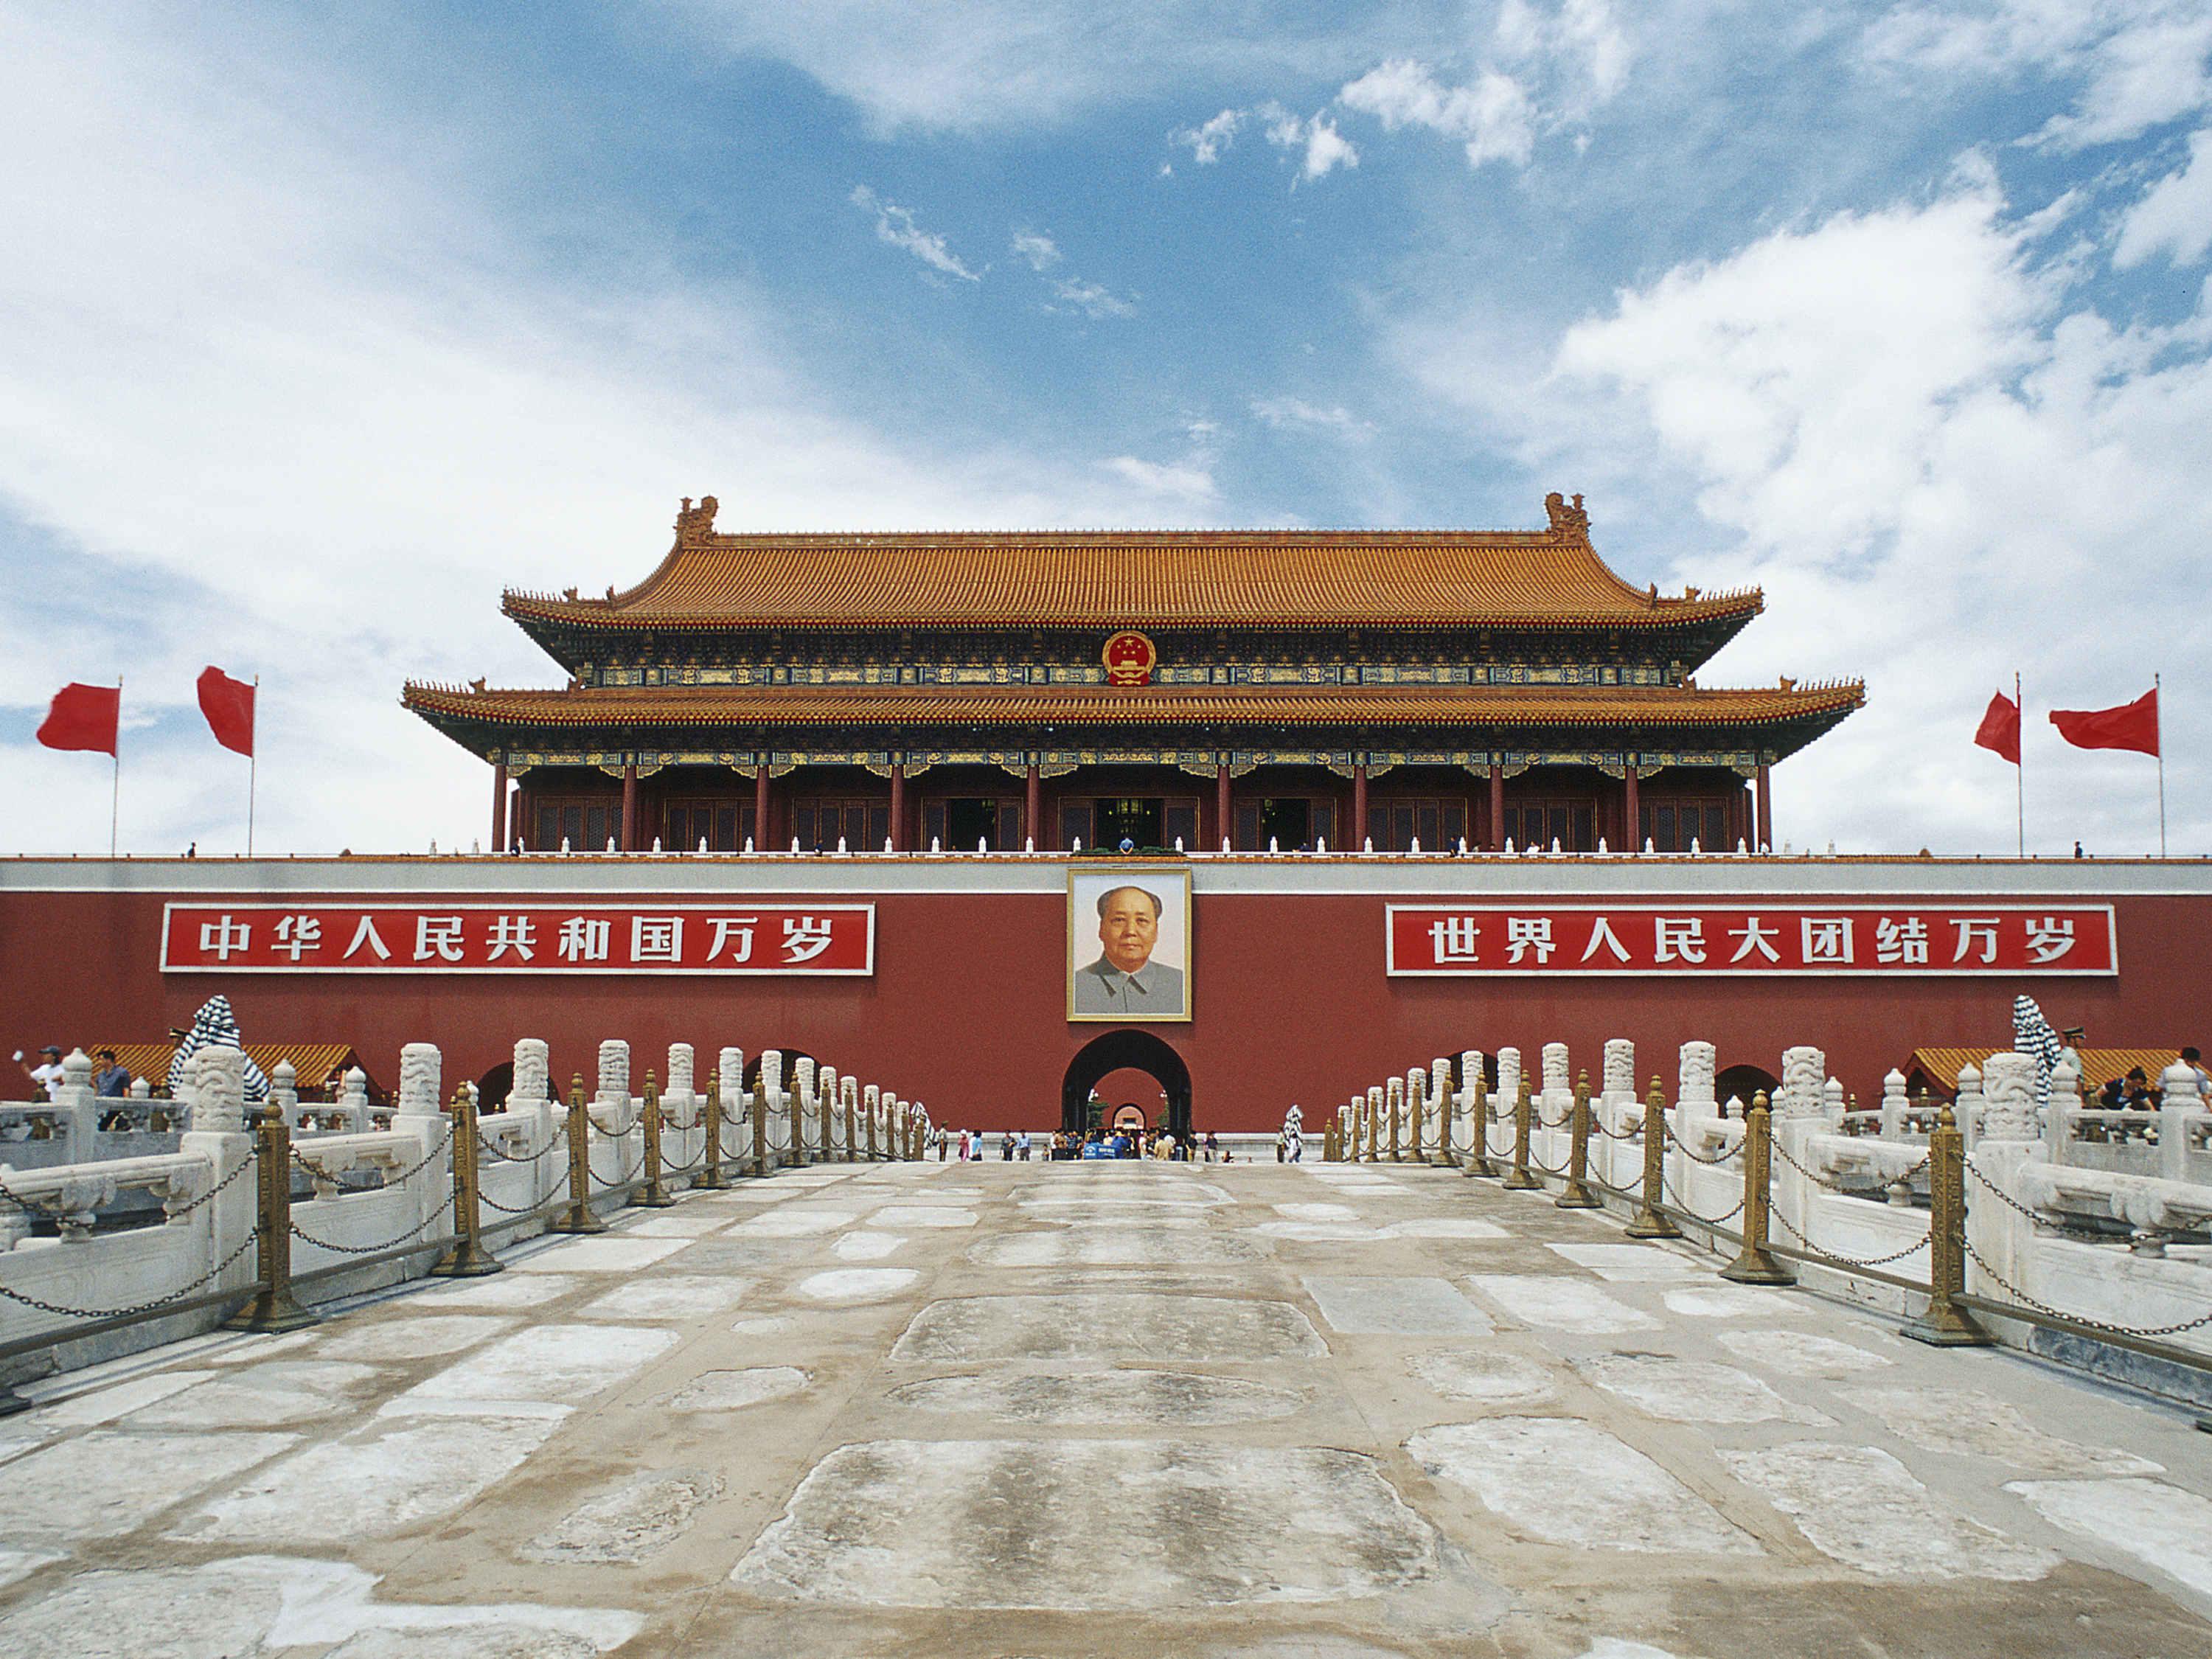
7,493,2205,1139
400,493,1863,860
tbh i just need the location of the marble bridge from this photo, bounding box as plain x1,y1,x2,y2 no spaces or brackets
0,1157,2208,1659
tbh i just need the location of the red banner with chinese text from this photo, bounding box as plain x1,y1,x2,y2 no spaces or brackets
161,902,874,975
1387,904,2115,976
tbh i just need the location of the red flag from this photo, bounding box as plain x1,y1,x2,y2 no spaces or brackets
35,683,119,756
1972,688,2020,764
2051,688,2159,757
196,667,255,757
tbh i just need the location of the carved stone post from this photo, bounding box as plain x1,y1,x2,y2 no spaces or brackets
1879,1067,1910,1140
718,1048,747,1170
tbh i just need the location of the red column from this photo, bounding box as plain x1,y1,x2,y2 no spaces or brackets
621,764,639,852
1488,762,1506,852
490,762,508,852
889,763,907,852
1025,764,1041,850
754,764,771,850
1216,762,1232,851
1352,764,1368,849
1623,762,1640,852
508,787,524,853
1756,762,1773,852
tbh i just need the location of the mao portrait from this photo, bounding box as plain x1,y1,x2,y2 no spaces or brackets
1067,867,1192,1022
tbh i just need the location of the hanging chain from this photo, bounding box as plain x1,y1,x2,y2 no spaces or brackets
1662,1175,1745,1225
0,1225,262,1321
1770,1203,1932,1267
1664,1124,1742,1166
291,1187,457,1255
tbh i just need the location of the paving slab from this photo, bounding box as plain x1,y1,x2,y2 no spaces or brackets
0,1157,2204,1659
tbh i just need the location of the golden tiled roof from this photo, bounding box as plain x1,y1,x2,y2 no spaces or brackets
1907,1047,2183,1096
403,679,1865,731
87,1043,373,1097
501,504,1761,633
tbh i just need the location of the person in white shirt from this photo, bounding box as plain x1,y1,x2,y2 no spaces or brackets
14,1046,64,1101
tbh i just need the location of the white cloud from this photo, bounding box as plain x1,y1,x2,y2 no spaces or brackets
1047,277,1137,319
1863,2,2212,150
1011,229,1062,271
1532,189,2212,854
2114,128,2212,265
1259,103,1360,180
1250,396,1374,439
665,1,1462,131
1173,108,1243,164
1498,0,1630,104
1099,456,1218,505
1338,60,1534,170
0,10,1212,856
850,185,981,281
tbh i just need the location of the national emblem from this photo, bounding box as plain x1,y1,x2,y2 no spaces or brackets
1102,630,1158,686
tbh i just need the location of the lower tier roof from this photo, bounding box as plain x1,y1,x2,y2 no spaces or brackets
405,678,1862,747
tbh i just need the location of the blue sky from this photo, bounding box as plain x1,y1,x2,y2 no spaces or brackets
4,1,2208,857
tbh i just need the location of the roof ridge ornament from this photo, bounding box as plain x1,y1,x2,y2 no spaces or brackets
675,494,720,546
1543,490,1590,539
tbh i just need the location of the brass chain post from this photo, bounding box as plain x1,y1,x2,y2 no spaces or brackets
845,1093,858,1164
549,1074,607,1234
1463,1077,1492,1177
636,1070,675,1207
1557,1068,1600,1208
866,1095,879,1161
751,1079,769,1178
1502,1073,1540,1190
1408,1086,1425,1165
225,1093,316,1332
432,1083,502,1277
1388,1088,1402,1162
1904,1098,1992,1346
696,1070,728,1189
1721,1091,1794,1284
1624,1075,1683,1239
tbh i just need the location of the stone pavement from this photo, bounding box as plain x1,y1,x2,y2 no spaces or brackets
0,1158,2209,1658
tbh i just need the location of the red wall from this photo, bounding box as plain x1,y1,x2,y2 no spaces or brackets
2,870,2201,1132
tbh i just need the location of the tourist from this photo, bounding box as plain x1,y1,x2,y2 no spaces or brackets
1018,1130,1032,1161
14,1046,64,1101
1203,1130,1219,1163
2184,1047,2212,1096
1001,1132,1015,1161
93,1049,132,1097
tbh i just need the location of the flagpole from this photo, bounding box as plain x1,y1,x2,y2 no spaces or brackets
247,675,258,858
2156,672,2166,858
2015,670,2025,858
108,677,120,858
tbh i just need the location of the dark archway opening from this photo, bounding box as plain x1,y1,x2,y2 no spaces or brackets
1063,1029,1192,1141
742,1049,818,1091
476,1062,514,1112
1715,1064,1781,1116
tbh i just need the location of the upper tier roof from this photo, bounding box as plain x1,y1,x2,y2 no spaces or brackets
501,493,1762,636
403,678,1865,734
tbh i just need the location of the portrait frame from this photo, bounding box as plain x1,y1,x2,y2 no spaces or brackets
1066,864,1193,1023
